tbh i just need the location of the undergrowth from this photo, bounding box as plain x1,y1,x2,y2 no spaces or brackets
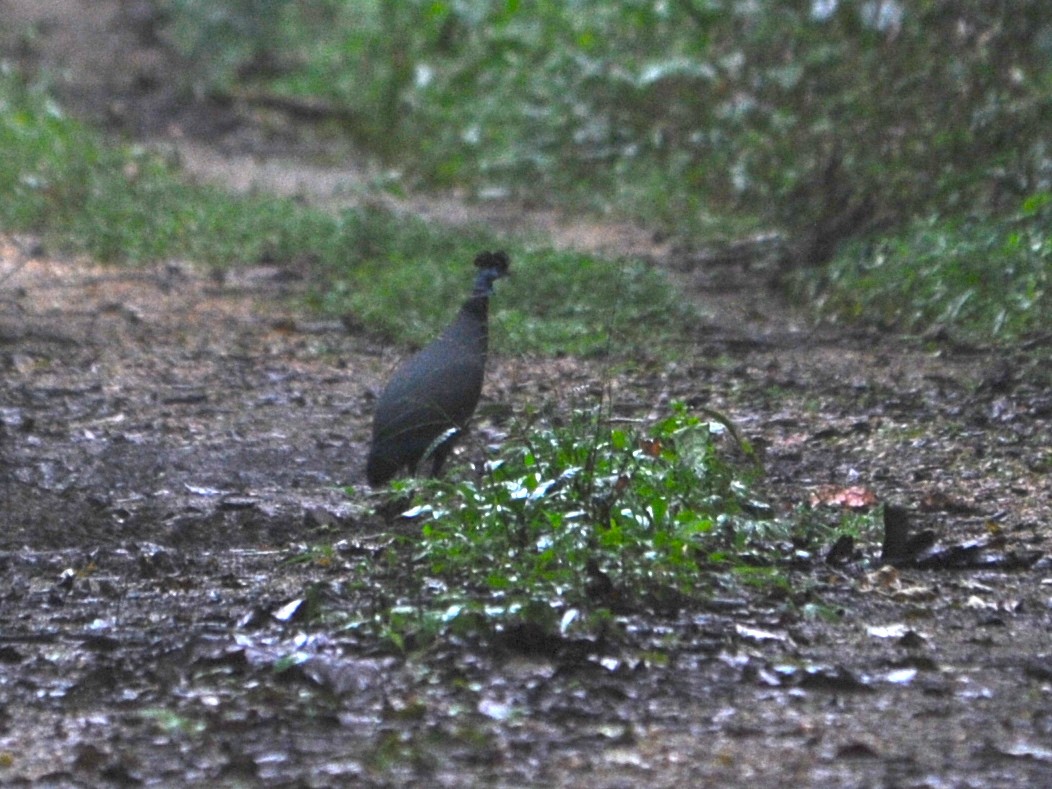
157,2,1051,342
798,205,1051,341
349,405,878,653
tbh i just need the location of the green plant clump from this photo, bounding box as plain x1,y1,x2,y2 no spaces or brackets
801,202,1051,340
377,405,782,643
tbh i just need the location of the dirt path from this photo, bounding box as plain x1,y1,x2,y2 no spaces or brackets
3,3,1052,787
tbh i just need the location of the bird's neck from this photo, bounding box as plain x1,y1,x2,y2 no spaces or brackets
472,267,502,297
443,294,489,354
461,293,488,320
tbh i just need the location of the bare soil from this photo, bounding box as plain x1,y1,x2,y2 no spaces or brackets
2,3,1052,787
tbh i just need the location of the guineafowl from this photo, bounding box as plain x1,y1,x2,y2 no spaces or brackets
366,250,510,486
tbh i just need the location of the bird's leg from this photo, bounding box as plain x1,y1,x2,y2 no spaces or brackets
429,433,459,477
430,446,449,477
421,426,461,478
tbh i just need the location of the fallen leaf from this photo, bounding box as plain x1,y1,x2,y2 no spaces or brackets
809,485,877,510
866,623,909,639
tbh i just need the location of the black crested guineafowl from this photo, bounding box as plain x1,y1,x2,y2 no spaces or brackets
366,250,510,486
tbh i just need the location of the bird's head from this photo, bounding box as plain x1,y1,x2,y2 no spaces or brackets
472,250,511,296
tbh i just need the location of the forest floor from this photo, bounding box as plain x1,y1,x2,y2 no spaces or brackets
2,3,1051,787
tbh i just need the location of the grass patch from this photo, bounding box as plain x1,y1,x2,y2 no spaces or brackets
0,67,694,357
796,206,1051,341
320,234,695,356
0,68,340,267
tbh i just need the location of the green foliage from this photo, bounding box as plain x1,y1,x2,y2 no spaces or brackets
150,3,1052,339
157,1,1052,338
798,203,1051,340
341,404,888,652
160,2,1052,236
0,67,335,266
357,404,809,649
161,0,300,90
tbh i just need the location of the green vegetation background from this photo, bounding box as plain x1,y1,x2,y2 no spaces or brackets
4,1,1050,341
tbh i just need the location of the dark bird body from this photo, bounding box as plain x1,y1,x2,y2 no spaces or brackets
366,251,510,486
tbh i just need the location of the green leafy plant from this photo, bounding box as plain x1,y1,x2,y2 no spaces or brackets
353,403,888,652
356,405,777,647
797,203,1051,340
